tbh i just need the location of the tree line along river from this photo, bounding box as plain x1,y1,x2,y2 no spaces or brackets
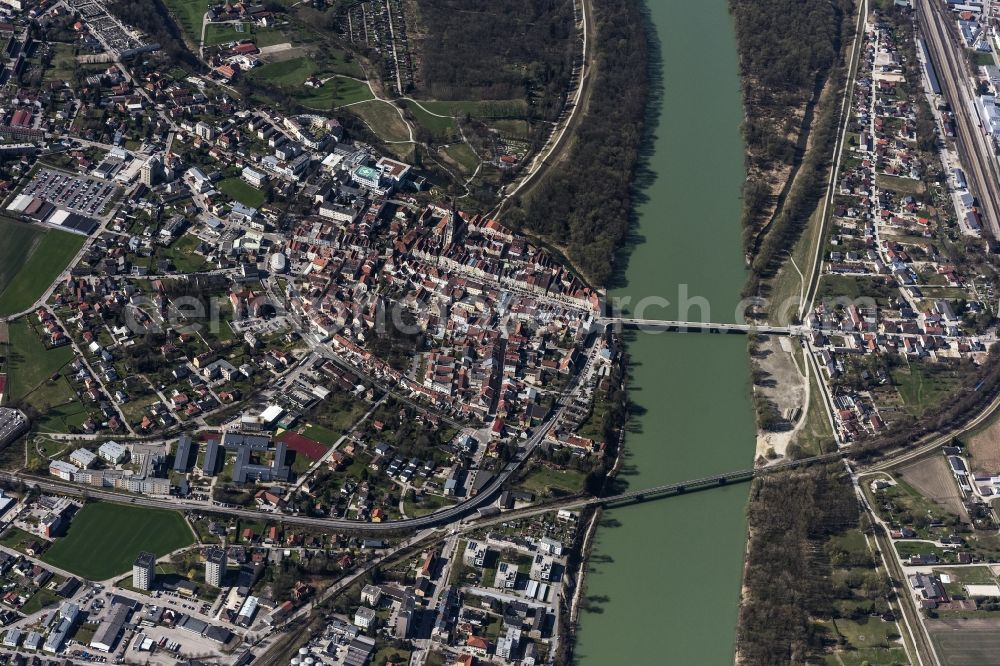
574,0,755,662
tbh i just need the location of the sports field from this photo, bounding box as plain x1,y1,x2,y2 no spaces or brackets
43,502,193,580
0,217,85,316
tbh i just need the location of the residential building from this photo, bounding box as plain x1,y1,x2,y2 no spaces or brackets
195,121,216,141
242,166,268,188
48,460,79,481
205,546,227,587
141,156,161,187
132,551,156,591
354,606,376,629
69,448,97,469
98,441,128,464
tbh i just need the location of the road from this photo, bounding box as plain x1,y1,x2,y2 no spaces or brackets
0,339,597,533
849,462,939,666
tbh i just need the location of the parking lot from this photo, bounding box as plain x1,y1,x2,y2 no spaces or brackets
21,169,117,218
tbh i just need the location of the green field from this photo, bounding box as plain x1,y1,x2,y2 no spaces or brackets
163,0,210,44
875,173,925,195
300,77,374,110
6,318,75,404
517,464,586,496
350,100,411,143
43,43,76,83
406,102,458,140
249,56,316,85
418,99,528,118
218,177,265,208
43,502,193,580
0,218,85,316
203,22,252,46
892,360,965,417
443,143,480,174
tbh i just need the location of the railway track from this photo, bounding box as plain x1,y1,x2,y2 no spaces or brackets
918,0,1000,236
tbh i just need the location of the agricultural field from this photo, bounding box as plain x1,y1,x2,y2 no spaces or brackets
0,217,84,317
966,414,1000,474
43,502,194,580
929,620,1000,666
896,455,968,521
349,100,411,143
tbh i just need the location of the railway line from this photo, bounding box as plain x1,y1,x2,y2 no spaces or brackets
918,0,1000,237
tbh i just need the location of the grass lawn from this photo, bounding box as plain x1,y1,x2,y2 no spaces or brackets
815,274,899,310
29,378,86,433
893,540,950,561
0,217,84,316
218,177,265,208
517,464,586,496
157,233,214,273
163,0,209,44
891,360,964,418
43,502,194,580
249,56,316,86
373,646,411,666
405,102,457,138
876,173,925,195
418,99,528,119
21,588,61,615
442,143,480,175
349,100,411,143
203,22,253,46
973,50,996,67
6,318,75,404
489,119,532,140
299,77,373,110
0,526,38,553
403,493,455,518
299,423,343,447
43,43,76,82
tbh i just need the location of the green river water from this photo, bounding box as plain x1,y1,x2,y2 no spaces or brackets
573,0,755,663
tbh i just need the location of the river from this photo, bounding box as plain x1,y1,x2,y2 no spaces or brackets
573,0,755,663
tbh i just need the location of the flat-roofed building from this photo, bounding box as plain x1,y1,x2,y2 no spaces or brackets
173,435,194,473
205,546,227,587
98,441,128,464
70,448,97,469
90,602,130,652
132,551,156,591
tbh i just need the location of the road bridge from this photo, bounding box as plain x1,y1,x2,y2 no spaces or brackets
600,318,797,335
